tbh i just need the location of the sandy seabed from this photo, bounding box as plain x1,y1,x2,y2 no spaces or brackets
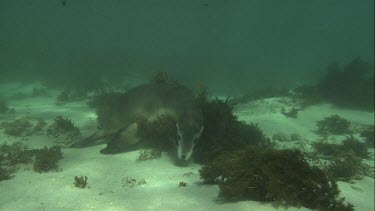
0,82,373,211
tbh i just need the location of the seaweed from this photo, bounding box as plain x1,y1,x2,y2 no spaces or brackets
46,116,81,145
326,153,374,182
294,58,374,110
193,96,271,163
51,116,76,132
313,142,341,156
0,118,46,137
199,146,353,210
151,72,170,84
340,136,369,159
1,143,64,177
316,115,351,136
0,142,35,181
313,137,372,181
281,107,301,118
360,125,374,148
122,177,147,188
314,136,369,159
291,84,322,108
136,115,177,151
0,142,34,165
33,146,63,173
318,58,374,110
0,166,12,181
136,149,162,162
74,176,88,188
179,181,187,187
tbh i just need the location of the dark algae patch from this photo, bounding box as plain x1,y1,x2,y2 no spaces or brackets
313,137,373,182
293,58,374,111
360,125,374,148
314,136,369,159
193,92,270,164
74,176,88,188
46,116,81,145
0,143,64,180
199,146,354,210
0,142,34,181
1,118,46,137
192,90,354,210
316,115,351,136
33,146,63,173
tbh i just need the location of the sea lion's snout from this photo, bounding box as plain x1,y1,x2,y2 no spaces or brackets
176,123,204,160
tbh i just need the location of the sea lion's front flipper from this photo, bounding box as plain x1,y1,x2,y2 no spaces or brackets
100,123,141,154
70,130,110,148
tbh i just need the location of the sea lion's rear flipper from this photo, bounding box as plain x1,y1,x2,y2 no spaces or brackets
100,123,141,154
70,130,110,148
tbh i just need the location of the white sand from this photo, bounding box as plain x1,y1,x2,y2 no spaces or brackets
0,83,373,211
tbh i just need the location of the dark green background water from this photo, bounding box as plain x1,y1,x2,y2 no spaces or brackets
0,0,373,94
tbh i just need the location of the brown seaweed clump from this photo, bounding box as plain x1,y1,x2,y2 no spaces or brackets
314,136,369,159
0,118,46,137
74,176,88,188
194,94,271,164
199,146,354,210
136,149,162,162
292,58,374,111
33,146,63,173
0,142,34,181
46,116,81,145
316,115,351,136
313,137,373,181
326,153,374,182
136,115,177,151
0,143,64,179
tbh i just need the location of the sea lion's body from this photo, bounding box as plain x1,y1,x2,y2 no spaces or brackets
72,81,203,160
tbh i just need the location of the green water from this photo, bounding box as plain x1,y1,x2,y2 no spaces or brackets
0,0,373,94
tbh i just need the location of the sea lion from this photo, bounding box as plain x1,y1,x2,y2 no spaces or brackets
71,81,204,160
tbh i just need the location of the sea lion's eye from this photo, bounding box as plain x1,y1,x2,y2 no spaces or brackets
175,134,181,146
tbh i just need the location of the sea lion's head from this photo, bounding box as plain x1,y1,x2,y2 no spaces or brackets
176,110,204,160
